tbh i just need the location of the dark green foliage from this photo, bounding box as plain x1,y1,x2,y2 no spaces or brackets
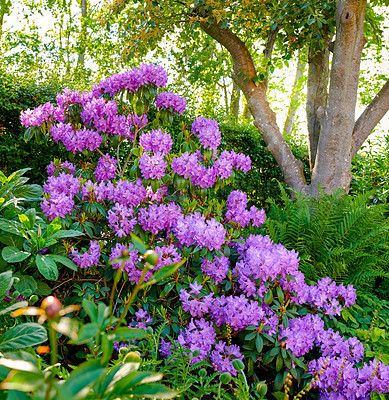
265,186,389,293
0,72,68,184
350,138,389,204
218,122,310,208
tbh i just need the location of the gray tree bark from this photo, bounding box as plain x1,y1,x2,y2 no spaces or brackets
283,55,306,136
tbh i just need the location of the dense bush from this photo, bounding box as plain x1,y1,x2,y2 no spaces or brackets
1,65,389,400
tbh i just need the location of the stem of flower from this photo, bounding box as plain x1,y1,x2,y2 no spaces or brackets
113,268,147,331
48,323,58,365
109,258,126,328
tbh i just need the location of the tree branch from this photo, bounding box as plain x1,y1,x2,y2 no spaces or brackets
351,78,389,158
200,21,307,192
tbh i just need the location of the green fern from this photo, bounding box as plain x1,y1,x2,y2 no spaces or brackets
265,189,389,294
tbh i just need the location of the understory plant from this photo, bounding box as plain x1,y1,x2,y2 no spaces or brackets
264,185,389,293
2,64,389,399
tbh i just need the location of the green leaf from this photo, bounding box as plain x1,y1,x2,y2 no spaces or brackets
272,391,287,400
0,370,44,392
48,229,84,240
2,246,31,263
71,323,100,344
245,332,256,341
113,327,147,342
82,298,98,323
129,383,176,398
0,220,23,236
48,254,78,271
0,323,47,350
35,280,52,296
14,275,37,295
0,231,24,248
13,184,43,201
35,254,58,280
276,353,283,371
0,270,13,300
130,233,148,255
61,359,105,397
256,334,263,353
113,371,164,395
144,258,186,286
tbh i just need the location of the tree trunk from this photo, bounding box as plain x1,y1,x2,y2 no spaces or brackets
283,55,306,136
231,81,241,117
200,22,308,193
310,0,367,195
306,34,331,170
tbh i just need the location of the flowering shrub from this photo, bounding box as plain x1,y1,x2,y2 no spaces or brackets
20,64,389,399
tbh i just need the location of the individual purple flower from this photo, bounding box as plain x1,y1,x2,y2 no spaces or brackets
139,153,167,180
191,165,217,188
192,117,221,151
139,129,173,155
95,154,117,182
128,308,153,330
107,203,137,237
71,240,100,268
210,342,244,376
155,92,186,115
177,318,216,364
201,255,229,284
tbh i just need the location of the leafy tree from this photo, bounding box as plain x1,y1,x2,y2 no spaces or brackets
103,0,389,195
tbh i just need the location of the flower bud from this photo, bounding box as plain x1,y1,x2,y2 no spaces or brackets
144,250,159,266
147,326,154,335
119,347,129,355
41,296,62,319
124,351,141,364
199,368,207,378
256,382,268,397
220,372,231,384
29,295,39,304
232,359,244,371
192,349,200,357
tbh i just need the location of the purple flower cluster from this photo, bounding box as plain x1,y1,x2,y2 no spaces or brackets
154,245,182,268
173,213,226,251
137,203,182,234
70,240,101,268
310,357,389,399
109,179,147,207
139,153,167,180
177,318,216,364
50,123,102,154
210,342,244,376
41,172,80,220
155,92,187,115
225,190,265,228
20,102,61,127
91,64,168,97
107,203,137,237
128,308,153,330
192,117,221,151
201,255,229,284
139,129,173,155
95,154,117,182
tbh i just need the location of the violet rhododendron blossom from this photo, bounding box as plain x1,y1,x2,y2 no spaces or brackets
192,117,221,151
21,64,388,399
155,92,187,115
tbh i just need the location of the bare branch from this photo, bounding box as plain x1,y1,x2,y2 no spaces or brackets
351,78,389,158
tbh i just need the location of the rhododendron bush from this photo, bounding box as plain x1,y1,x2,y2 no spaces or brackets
20,65,389,399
